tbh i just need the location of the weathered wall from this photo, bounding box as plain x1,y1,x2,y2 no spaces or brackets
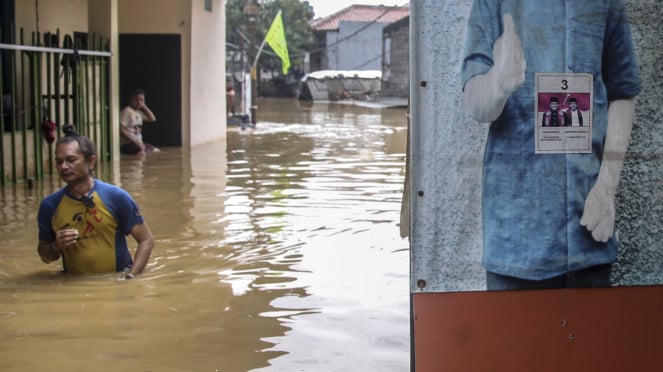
189,0,227,146
329,21,387,71
410,0,484,292
612,0,663,285
15,0,88,37
382,18,409,98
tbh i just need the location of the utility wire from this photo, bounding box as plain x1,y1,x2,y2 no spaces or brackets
308,4,404,55
228,3,408,71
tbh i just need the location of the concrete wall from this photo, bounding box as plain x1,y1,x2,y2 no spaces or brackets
15,0,88,36
382,19,409,98
322,21,387,71
190,0,226,146
335,21,385,71
323,31,338,71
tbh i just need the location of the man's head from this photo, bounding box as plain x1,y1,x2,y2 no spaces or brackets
569,97,578,111
54,125,97,184
129,89,146,109
549,97,559,110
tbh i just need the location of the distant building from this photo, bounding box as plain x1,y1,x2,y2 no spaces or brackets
309,4,409,72
381,16,409,98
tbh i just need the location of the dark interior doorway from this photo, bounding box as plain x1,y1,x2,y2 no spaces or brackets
1,0,15,131
119,34,182,147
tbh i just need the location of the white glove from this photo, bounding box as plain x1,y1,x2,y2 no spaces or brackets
493,14,527,95
580,181,616,242
580,98,636,242
463,14,527,123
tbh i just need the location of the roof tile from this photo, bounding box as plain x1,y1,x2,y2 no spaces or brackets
310,4,410,32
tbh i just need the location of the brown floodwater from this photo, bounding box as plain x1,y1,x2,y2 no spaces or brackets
0,97,410,371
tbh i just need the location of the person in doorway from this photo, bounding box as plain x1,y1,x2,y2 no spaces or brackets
120,89,159,155
226,76,236,117
37,124,154,278
461,1,640,290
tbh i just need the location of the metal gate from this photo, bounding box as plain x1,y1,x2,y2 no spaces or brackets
0,29,111,187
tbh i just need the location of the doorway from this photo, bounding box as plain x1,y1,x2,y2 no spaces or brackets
119,34,182,147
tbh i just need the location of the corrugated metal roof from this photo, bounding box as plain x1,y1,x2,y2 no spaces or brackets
310,4,410,32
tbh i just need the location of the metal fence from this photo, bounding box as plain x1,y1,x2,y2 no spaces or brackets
1,29,111,187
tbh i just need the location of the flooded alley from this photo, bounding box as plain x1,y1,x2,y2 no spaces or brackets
0,98,410,371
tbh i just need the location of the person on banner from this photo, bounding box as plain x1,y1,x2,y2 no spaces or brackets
461,0,640,290
120,89,159,155
541,96,566,127
565,97,584,127
37,125,155,278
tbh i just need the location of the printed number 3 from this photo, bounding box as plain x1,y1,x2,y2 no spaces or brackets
561,80,568,90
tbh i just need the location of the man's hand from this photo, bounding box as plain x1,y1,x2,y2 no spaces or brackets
463,13,527,123
493,14,527,95
580,182,615,242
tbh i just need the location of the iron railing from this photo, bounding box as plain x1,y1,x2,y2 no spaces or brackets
0,29,111,187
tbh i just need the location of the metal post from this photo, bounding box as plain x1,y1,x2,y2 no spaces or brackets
250,45,257,125
243,0,260,126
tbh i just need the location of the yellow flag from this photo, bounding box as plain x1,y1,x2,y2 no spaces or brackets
264,10,290,74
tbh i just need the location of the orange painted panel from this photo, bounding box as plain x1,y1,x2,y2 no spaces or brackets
413,286,663,372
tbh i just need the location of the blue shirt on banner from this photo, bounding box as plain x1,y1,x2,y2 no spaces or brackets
461,0,641,280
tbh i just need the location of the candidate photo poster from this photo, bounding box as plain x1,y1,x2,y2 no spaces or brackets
535,73,593,154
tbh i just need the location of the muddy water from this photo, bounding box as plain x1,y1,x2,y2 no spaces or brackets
0,98,410,371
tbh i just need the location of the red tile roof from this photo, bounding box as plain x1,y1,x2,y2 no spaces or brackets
310,4,410,32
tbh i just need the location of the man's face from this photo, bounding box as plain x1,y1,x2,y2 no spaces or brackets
130,94,145,109
55,141,94,184
570,102,578,111
550,102,558,110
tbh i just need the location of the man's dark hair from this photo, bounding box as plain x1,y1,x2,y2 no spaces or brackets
57,124,97,165
131,88,145,98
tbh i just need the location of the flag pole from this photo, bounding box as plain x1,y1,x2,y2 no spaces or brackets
253,38,267,68
253,9,283,67
252,11,273,68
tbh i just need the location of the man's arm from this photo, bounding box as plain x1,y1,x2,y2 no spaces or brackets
463,14,527,122
37,240,60,263
580,97,636,242
37,228,79,264
119,125,146,151
127,222,155,276
140,104,157,123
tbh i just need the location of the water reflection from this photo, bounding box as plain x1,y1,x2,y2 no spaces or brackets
0,97,410,371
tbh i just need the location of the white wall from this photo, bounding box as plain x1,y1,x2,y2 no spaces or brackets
189,0,227,146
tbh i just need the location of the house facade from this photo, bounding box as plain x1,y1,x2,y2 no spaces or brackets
381,16,409,98
1,0,227,185
309,4,409,72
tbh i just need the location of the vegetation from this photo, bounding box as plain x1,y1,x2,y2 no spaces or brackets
225,0,316,75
